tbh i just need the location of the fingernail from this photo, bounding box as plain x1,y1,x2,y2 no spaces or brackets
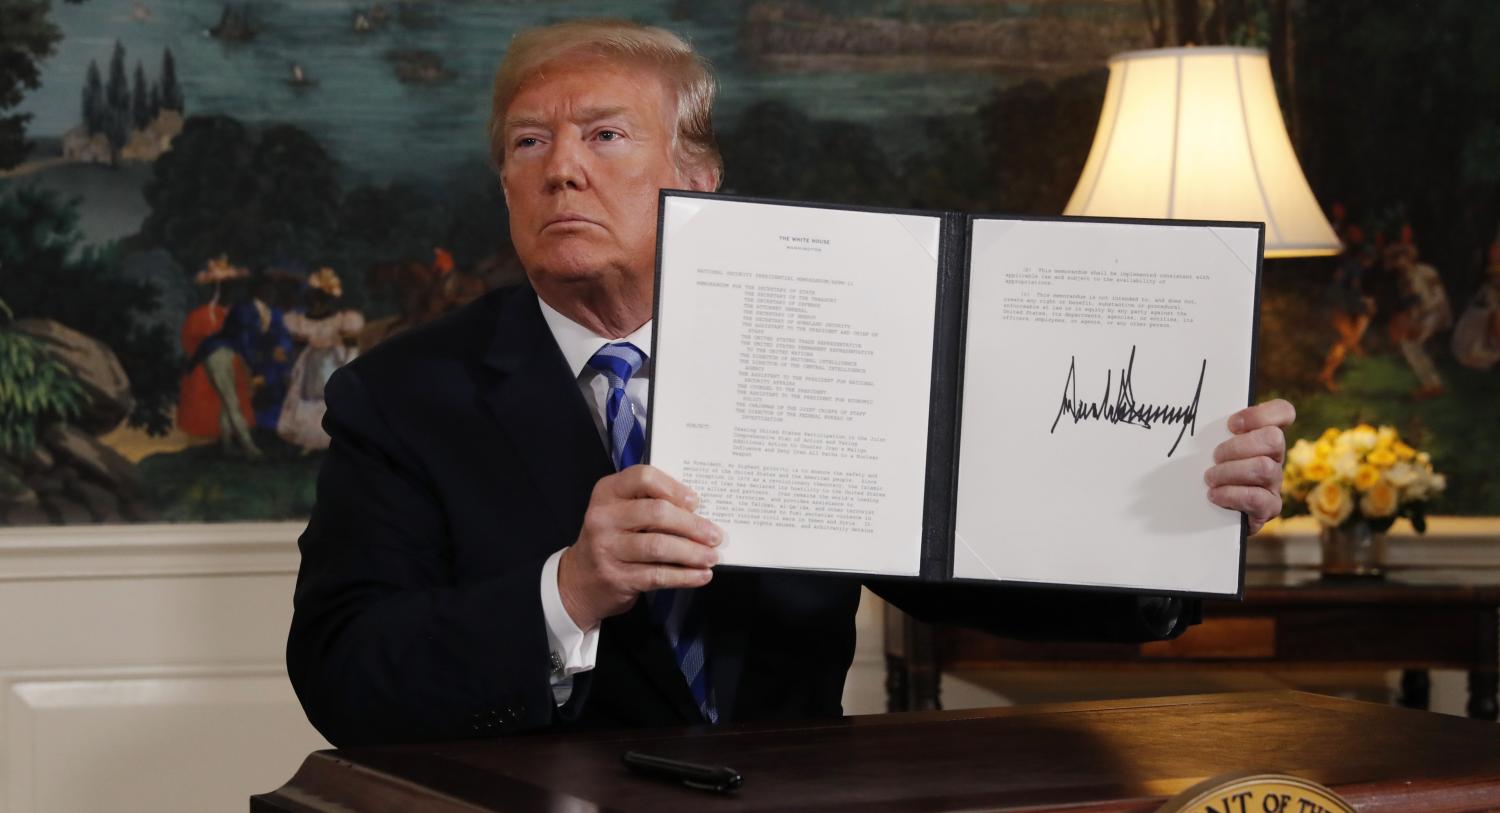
709,525,723,546
1229,415,1244,432
706,551,719,566
701,569,714,583
685,491,700,510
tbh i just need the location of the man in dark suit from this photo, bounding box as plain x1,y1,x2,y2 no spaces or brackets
287,20,1295,747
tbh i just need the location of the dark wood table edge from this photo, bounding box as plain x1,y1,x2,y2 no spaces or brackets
253,692,1500,813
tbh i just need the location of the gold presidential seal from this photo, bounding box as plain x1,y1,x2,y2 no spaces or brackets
1157,772,1356,813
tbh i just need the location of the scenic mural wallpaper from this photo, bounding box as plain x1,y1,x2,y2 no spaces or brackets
0,0,1496,525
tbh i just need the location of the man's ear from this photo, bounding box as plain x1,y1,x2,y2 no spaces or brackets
682,161,720,193
498,170,510,207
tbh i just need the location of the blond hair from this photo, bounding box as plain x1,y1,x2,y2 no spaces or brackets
487,19,722,186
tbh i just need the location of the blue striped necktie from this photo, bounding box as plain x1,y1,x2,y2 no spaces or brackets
586,342,718,723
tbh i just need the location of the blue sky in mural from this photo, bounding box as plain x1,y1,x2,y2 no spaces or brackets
19,0,1014,184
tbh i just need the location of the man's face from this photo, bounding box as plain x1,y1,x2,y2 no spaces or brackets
500,59,703,293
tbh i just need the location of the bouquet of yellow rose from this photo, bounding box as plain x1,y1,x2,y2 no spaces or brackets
1282,424,1445,532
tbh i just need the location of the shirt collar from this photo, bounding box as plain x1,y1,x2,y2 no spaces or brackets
536,294,653,378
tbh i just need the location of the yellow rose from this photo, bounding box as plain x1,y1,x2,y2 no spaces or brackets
1319,427,1342,444
1376,425,1398,449
1303,459,1334,482
1353,464,1382,491
1385,461,1419,489
1288,438,1317,470
1404,470,1447,502
1314,438,1334,459
1360,480,1399,518
1344,425,1378,453
1393,441,1416,461
1367,448,1397,468
1331,448,1361,479
1308,480,1354,527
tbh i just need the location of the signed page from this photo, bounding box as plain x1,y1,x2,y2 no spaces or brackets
650,195,940,576
954,218,1258,595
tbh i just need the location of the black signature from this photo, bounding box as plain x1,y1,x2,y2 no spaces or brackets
1050,345,1206,457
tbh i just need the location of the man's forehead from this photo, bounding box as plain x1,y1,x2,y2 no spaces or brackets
504,62,671,128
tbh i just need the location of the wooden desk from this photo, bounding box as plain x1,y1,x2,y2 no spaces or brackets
253,692,1500,812
885,569,1500,719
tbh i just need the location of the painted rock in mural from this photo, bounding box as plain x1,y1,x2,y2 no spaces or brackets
13,319,134,434
41,424,141,493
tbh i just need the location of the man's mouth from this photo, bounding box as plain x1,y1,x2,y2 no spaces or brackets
543,213,602,232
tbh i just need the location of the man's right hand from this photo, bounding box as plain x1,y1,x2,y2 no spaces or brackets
557,465,722,631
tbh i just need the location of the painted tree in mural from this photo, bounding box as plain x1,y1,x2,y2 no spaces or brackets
159,48,184,114
102,41,130,157
131,61,151,130
81,60,104,136
141,115,342,276
0,0,86,168
79,45,181,141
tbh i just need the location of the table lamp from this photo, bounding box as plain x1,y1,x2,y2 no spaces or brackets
1063,46,1341,258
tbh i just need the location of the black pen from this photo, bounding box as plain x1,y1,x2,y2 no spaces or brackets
622,750,743,793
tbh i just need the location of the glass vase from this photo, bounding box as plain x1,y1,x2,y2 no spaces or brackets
1318,521,1387,579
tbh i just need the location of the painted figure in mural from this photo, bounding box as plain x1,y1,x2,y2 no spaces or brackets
278,268,366,451
357,247,491,352
1318,225,1378,392
190,272,297,451
178,256,258,456
1451,243,1500,371
1384,242,1453,399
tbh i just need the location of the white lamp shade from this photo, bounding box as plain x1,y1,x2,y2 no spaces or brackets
1064,47,1340,258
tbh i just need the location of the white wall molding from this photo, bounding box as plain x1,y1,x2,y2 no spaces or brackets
0,522,304,581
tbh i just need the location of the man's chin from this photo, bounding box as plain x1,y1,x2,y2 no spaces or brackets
527,251,627,286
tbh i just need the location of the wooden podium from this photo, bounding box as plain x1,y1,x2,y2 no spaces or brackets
253,692,1500,812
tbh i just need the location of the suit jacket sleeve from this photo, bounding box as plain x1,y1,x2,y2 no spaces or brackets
867,579,1200,643
286,366,557,746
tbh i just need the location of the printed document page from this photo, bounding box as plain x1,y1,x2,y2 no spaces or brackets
954,218,1258,595
650,195,940,576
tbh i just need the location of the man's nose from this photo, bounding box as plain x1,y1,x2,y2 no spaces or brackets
543,135,588,192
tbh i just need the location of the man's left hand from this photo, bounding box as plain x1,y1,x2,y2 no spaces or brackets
1205,398,1296,535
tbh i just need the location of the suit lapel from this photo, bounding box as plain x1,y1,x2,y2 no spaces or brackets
479,288,703,723
480,288,611,545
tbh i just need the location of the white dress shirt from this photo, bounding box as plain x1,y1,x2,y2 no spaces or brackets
535,296,653,705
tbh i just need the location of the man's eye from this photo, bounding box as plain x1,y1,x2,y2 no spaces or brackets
596,130,623,142
514,136,540,149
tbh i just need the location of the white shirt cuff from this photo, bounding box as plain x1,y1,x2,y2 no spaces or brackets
540,548,600,680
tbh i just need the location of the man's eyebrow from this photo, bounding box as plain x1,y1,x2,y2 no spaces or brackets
504,115,550,133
